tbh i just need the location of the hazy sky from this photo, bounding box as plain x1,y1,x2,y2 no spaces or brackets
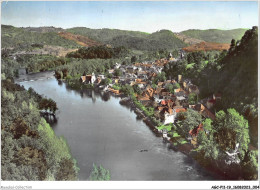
1,1,258,33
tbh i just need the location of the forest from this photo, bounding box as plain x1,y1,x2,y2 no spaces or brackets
1,79,78,180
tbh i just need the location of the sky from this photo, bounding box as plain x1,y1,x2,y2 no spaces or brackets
1,1,259,33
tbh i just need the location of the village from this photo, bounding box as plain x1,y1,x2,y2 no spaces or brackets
79,51,222,150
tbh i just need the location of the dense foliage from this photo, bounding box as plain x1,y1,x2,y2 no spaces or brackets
1,80,79,180
68,27,186,51
1,54,69,79
67,27,149,42
66,46,129,59
55,58,120,79
178,108,257,179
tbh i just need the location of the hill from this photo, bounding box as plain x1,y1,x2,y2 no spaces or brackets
181,28,248,43
67,28,187,51
217,27,258,114
216,26,258,147
145,30,187,50
182,41,230,52
22,26,64,33
1,25,79,49
66,27,149,42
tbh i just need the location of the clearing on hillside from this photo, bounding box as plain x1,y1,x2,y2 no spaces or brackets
182,41,230,52
58,32,103,47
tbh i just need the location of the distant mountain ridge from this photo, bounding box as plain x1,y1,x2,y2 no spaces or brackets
22,26,65,33
180,28,248,43
1,25,249,51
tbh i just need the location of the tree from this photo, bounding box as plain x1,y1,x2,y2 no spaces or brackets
133,84,142,95
131,56,137,63
121,85,134,96
165,84,174,93
114,69,122,77
188,93,197,105
172,82,180,89
202,118,214,133
55,158,78,181
214,109,250,159
152,72,166,84
241,150,258,180
229,39,236,53
177,109,202,136
89,164,110,181
197,133,219,160
101,78,112,86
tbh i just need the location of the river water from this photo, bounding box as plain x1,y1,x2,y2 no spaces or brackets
18,71,221,181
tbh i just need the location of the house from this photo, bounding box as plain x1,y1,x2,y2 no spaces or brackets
175,91,187,103
81,76,87,83
126,66,136,73
112,78,119,84
138,83,146,89
189,123,204,147
178,75,182,83
108,69,114,74
118,79,126,85
90,73,96,84
213,93,222,100
158,82,164,87
172,106,186,122
161,91,172,100
96,77,102,85
154,67,163,74
194,103,216,120
157,106,174,125
120,67,126,74
183,79,192,91
206,99,216,110
174,88,182,93
98,74,105,79
188,84,200,95
114,62,121,69
160,99,174,107
168,52,173,60
108,88,120,95
137,86,154,101
81,73,96,84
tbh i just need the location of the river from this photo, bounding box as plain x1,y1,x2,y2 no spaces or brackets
18,71,221,181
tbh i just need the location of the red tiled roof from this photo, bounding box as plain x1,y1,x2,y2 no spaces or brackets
108,88,120,94
175,108,186,113
208,99,216,104
161,100,166,105
158,82,164,86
